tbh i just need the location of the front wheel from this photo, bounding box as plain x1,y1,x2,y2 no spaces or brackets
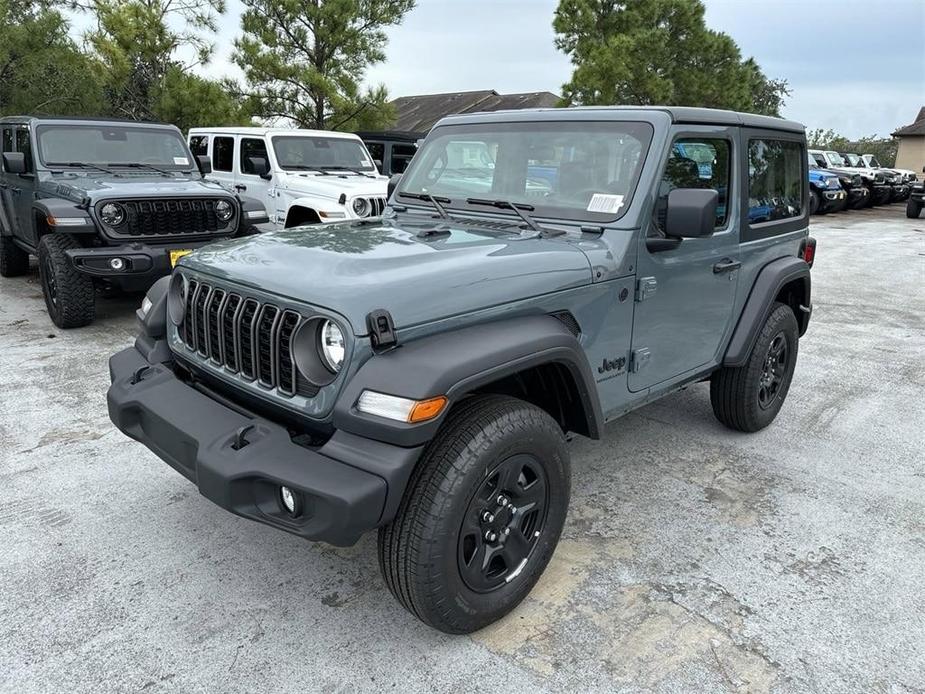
38,234,95,329
710,302,799,432
809,190,821,215
378,394,570,634
907,198,923,219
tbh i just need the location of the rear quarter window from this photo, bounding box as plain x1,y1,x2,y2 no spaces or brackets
747,138,804,227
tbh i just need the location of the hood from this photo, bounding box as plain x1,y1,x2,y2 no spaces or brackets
37,172,231,204
276,171,388,201
180,214,595,333
809,169,839,183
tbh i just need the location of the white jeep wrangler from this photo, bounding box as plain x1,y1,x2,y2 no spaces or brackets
188,127,388,228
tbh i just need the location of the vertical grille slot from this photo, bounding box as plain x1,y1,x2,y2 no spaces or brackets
256,305,281,387
238,299,260,380
371,197,386,216
183,280,199,349
207,289,226,364
194,285,211,357
277,311,301,396
221,294,242,371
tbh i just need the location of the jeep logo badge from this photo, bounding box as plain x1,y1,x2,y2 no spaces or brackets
598,356,626,374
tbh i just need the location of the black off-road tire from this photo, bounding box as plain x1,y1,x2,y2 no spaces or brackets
38,234,95,329
809,190,821,215
710,302,799,433
907,198,923,219
234,222,261,238
0,235,30,277
378,394,570,634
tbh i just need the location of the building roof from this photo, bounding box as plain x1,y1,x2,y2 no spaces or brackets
390,90,560,132
892,107,925,137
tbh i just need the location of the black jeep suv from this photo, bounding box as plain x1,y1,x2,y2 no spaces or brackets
0,117,268,328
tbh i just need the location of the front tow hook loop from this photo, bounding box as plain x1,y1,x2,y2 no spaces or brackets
130,365,151,385
231,424,255,451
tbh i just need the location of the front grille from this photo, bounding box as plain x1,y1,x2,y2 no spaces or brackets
179,280,302,396
364,196,387,216
98,197,234,239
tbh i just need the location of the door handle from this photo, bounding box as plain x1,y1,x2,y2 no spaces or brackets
234,184,247,192
10,188,21,196
713,258,741,274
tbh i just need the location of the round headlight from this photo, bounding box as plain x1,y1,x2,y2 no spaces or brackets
167,273,188,326
351,197,371,218
215,199,234,222
319,320,345,372
100,202,125,226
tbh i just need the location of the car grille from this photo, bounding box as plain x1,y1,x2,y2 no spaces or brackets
178,279,312,397
98,197,235,239
361,196,387,216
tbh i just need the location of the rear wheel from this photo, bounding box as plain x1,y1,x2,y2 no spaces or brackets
38,234,95,329
0,235,29,277
378,394,570,634
710,302,799,432
907,198,923,219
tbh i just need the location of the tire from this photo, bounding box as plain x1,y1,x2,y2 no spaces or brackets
234,223,261,238
378,394,570,634
710,302,799,433
907,199,923,219
0,235,30,277
38,234,95,329
809,190,820,215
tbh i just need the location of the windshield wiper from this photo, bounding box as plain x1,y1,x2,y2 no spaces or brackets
283,165,331,175
107,162,175,176
398,192,451,219
46,161,116,175
319,166,376,178
466,198,565,237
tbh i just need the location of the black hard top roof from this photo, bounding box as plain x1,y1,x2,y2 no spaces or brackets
0,115,177,128
355,130,427,142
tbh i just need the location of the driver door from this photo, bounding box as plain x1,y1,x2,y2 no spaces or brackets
628,128,741,392
235,137,273,212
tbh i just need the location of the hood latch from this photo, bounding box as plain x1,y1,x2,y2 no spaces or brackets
367,309,398,351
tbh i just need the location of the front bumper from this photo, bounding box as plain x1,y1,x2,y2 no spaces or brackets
889,184,910,201
107,345,422,546
846,186,870,209
870,185,892,205
66,239,228,292
820,188,848,212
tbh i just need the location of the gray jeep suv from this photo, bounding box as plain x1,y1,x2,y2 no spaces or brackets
108,107,815,634
0,117,268,328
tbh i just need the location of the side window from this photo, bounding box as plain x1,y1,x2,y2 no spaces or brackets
15,128,33,173
748,139,804,225
213,136,234,172
239,138,269,175
1,128,12,172
653,137,731,234
811,153,826,168
366,142,384,164
390,143,416,174
189,135,208,157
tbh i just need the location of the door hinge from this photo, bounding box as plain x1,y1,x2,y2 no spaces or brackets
635,277,657,302
629,348,651,373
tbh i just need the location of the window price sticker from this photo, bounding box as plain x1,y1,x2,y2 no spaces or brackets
587,194,625,214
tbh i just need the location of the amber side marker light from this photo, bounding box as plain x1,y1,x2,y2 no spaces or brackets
356,391,448,423
409,396,448,423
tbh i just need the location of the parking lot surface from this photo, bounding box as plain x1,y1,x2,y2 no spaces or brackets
1,205,923,693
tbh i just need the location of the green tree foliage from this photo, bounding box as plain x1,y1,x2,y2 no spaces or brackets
0,0,103,116
807,128,898,167
553,0,790,116
233,0,416,130
155,69,254,132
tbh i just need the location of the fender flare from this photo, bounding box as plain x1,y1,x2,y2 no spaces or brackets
236,194,269,226
723,256,811,368
32,199,97,234
285,195,339,226
333,315,604,447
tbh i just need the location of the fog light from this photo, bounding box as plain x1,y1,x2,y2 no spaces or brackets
280,486,301,516
109,257,125,271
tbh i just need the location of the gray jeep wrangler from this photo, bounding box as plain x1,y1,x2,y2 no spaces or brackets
108,107,815,634
0,117,268,328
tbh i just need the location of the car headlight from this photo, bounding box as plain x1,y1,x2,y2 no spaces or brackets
215,199,234,222
167,272,188,326
100,202,125,226
319,320,345,372
351,197,371,217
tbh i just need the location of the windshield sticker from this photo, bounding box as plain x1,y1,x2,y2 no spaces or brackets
587,194,625,214
173,157,189,166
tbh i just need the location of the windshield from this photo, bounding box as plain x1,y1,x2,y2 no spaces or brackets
824,151,847,167
37,124,191,168
271,136,375,172
842,153,862,167
398,121,653,222
866,155,882,168
807,153,820,169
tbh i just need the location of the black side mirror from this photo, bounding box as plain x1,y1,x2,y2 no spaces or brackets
2,152,26,175
387,174,402,199
196,155,212,175
248,156,271,180
665,188,718,239
373,159,383,170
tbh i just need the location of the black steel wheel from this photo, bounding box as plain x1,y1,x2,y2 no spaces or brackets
378,394,570,634
37,234,95,329
710,302,799,432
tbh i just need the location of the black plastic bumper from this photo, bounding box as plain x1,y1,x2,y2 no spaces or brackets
107,346,422,546
66,240,226,292
870,185,892,205
820,188,848,212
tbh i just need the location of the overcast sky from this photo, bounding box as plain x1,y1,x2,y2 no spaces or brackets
107,0,925,138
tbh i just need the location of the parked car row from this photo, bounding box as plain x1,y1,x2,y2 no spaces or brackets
807,148,917,216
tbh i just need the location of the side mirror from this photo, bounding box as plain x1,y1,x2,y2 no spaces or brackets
196,155,212,175
248,156,271,180
373,159,383,170
665,188,718,239
2,152,26,175
387,174,402,199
